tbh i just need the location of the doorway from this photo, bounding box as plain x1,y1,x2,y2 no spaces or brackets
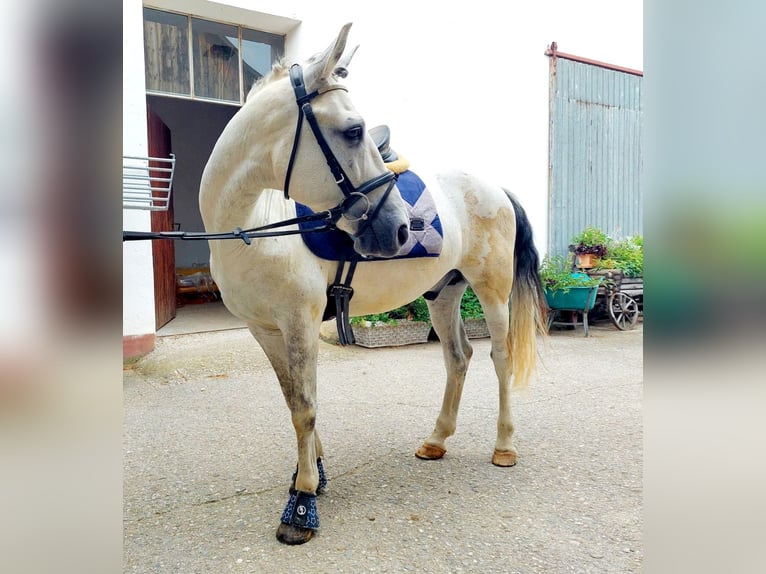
146,96,239,328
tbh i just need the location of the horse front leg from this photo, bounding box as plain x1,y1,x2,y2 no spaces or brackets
248,323,324,545
416,283,472,460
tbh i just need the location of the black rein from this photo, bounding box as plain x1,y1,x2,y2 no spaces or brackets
122,208,341,244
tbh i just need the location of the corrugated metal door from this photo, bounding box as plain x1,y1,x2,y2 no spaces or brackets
548,53,643,256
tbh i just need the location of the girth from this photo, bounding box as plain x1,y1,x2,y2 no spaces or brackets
324,267,466,346
324,259,359,346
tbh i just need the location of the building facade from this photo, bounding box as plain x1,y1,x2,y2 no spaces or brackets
123,0,643,357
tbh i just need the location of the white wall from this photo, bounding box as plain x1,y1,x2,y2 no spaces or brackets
123,0,155,337
281,1,643,255
124,0,642,337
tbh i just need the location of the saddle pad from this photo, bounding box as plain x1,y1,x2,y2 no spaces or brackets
295,170,443,262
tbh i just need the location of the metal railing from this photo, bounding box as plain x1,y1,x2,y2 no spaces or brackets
122,154,176,211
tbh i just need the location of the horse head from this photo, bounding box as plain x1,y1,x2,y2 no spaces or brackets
248,23,410,258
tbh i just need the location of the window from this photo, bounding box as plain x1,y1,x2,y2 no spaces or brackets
242,29,282,93
143,9,189,96
192,18,239,102
143,9,284,104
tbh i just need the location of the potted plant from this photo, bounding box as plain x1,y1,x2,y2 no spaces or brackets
594,235,643,277
349,287,491,347
539,254,604,336
570,226,610,269
539,254,602,311
590,235,643,323
350,297,432,347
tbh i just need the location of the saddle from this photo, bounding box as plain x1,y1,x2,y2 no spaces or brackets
369,125,398,162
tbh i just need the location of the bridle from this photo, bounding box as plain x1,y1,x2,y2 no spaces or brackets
123,64,398,245
122,64,402,345
283,63,397,232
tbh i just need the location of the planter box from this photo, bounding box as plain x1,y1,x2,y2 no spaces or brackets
545,286,599,311
463,317,490,339
351,320,431,348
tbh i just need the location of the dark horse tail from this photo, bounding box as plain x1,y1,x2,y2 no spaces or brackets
504,190,549,389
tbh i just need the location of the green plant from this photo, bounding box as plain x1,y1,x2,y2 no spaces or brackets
539,254,601,293
460,287,484,319
350,311,399,325
570,226,610,258
407,296,431,322
350,296,431,325
594,235,643,277
350,287,488,326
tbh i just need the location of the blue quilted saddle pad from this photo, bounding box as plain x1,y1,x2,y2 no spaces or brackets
295,170,443,262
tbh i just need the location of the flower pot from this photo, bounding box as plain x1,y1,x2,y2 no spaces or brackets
351,320,431,348
575,253,599,269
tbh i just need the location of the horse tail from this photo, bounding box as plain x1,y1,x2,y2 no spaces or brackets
505,190,548,389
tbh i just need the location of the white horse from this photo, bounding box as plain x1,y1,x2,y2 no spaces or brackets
199,23,548,544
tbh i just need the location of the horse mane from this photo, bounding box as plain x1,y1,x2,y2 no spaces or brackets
245,59,290,101
245,49,346,101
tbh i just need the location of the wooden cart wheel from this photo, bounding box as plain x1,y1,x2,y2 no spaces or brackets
608,292,639,330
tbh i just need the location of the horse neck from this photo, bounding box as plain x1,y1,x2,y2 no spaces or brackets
200,129,289,232
204,183,293,234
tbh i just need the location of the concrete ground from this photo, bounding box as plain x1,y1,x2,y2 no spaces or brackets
124,315,642,573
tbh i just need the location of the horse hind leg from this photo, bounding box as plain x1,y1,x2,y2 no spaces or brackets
416,281,472,460
480,294,518,467
448,279,518,467
417,279,518,467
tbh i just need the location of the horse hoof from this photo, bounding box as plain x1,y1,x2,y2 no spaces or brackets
415,443,446,460
276,522,315,545
492,449,517,467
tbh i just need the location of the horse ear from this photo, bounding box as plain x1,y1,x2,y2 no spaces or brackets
334,44,359,78
304,22,352,87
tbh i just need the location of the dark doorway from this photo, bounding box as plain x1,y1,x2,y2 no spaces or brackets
146,96,239,324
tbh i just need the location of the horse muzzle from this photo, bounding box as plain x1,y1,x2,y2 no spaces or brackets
348,196,410,258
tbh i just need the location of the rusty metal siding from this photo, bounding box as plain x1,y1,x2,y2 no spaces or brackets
548,56,643,256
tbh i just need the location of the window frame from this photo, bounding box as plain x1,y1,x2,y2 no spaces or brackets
143,8,284,106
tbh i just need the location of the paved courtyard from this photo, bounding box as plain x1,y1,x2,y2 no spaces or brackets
124,320,642,573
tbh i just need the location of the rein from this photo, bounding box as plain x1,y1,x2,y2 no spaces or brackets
122,208,341,244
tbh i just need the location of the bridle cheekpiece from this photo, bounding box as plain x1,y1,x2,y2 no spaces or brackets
283,64,397,229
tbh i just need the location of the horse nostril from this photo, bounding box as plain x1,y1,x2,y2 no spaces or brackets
398,223,409,246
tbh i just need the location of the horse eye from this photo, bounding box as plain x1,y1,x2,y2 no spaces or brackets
344,126,363,142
